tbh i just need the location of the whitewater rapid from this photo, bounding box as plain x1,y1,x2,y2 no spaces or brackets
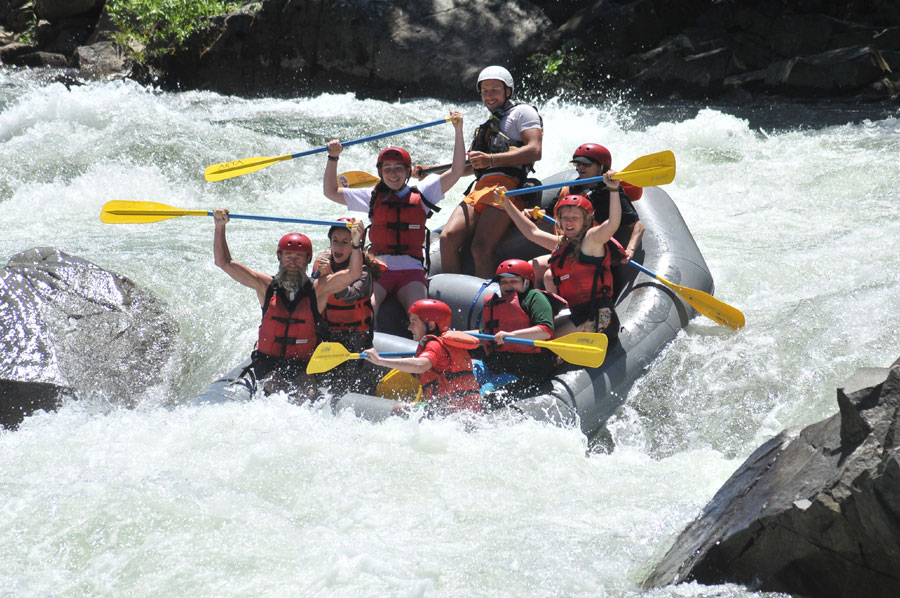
1,69,899,597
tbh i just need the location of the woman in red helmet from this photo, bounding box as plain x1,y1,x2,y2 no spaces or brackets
312,218,384,395
473,259,566,396
322,110,466,315
364,299,482,414
495,172,622,344
532,143,645,291
213,208,325,399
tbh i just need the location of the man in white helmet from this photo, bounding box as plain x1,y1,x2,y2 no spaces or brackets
436,65,543,278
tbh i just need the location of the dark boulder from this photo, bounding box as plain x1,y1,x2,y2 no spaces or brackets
0,248,178,429
155,0,554,100
642,357,900,598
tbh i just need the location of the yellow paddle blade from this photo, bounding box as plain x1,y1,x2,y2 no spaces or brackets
656,276,746,329
204,154,293,182
376,369,423,401
337,171,381,189
100,200,208,224
533,332,609,368
615,150,676,187
306,342,361,374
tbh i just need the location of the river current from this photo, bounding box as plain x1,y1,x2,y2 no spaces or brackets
1,68,899,597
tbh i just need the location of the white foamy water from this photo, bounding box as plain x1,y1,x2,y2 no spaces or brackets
2,68,899,597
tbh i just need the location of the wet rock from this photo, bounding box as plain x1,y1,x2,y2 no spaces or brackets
0,248,178,429
74,40,129,79
642,357,900,598
156,0,554,99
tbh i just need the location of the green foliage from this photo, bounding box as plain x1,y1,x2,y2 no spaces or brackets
524,41,587,97
106,0,245,58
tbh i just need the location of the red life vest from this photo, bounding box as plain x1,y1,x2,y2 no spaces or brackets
257,282,319,360
549,241,614,312
482,291,542,355
416,335,482,413
368,187,429,261
322,294,373,334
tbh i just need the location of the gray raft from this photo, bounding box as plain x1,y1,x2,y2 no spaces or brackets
194,175,713,438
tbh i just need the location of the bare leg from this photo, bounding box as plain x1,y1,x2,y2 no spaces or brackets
531,254,551,290
439,202,479,274
396,280,428,312
543,267,557,294
372,281,388,317
470,206,513,279
554,318,580,337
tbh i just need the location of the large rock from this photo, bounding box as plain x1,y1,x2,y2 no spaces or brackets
642,358,900,598
156,0,554,99
34,0,101,21
0,248,177,429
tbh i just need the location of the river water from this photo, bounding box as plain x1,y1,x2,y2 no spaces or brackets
1,68,899,597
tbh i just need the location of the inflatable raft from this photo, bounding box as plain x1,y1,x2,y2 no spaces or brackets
194,171,713,438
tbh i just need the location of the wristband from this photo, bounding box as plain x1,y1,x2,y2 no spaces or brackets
327,155,339,162
351,242,362,249
607,186,620,192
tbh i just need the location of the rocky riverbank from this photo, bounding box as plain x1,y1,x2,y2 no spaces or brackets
1,0,898,104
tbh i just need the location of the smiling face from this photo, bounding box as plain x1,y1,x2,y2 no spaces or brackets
479,79,510,112
379,160,410,191
557,205,589,238
278,249,309,272
329,228,352,263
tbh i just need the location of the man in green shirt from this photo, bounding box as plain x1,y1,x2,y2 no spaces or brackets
476,259,565,399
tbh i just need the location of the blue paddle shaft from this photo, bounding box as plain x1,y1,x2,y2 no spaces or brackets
209,212,347,227
289,118,449,159
360,351,416,359
468,332,534,347
506,175,608,197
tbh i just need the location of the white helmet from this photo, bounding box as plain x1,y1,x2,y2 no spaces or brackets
476,66,514,93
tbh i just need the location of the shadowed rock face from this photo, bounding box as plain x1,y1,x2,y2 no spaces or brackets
642,358,900,598
0,247,177,429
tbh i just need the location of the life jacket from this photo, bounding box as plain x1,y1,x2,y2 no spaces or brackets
322,293,373,335
482,290,565,355
367,186,437,263
549,241,614,312
416,334,482,413
469,101,542,183
257,280,321,360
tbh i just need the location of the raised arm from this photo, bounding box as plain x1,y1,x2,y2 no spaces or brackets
494,189,559,251
322,140,348,205
313,221,365,307
213,209,272,306
584,172,622,252
438,110,467,194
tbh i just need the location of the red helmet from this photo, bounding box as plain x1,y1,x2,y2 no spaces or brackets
554,194,593,219
277,233,312,257
572,143,611,169
376,147,412,169
495,259,534,284
409,299,452,333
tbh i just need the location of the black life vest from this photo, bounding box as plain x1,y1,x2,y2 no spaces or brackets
469,101,542,183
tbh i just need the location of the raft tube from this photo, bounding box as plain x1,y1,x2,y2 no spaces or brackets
193,173,713,438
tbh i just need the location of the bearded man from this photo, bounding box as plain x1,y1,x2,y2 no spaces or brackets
213,208,326,399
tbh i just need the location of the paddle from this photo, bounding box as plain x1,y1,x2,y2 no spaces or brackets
204,117,453,182
467,332,609,368
100,200,351,228
306,342,415,375
468,150,676,205
628,261,745,329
